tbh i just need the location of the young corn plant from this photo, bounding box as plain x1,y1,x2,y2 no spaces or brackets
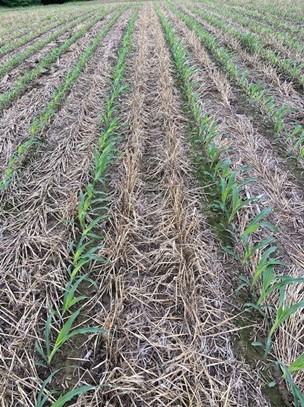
35,308,105,366
265,288,304,355
287,354,304,375
287,126,304,161
49,386,96,407
279,363,304,407
240,207,277,264
62,275,90,316
35,369,60,407
35,369,96,407
258,275,304,306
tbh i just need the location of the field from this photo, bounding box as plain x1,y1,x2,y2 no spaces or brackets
0,0,304,406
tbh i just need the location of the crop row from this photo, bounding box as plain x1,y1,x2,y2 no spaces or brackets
230,0,304,24
171,7,304,162
0,10,86,59
214,2,304,37
0,8,115,112
35,8,138,406
0,9,100,79
201,3,304,56
0,7,126,191
188,6,304,88
0,11,63,46
158,7,304,406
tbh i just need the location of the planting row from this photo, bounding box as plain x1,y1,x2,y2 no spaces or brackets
159,6,304,405
0,8,100,79
189,5,304,89
198,2,304,57
0,8,87,59
171,6,304,165
35,8,138,405
0,7,127,191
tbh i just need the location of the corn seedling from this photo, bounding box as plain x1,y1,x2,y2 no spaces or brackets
265,289,304,355
258,275,304,306
62,275,91,315
287,353,304,375
251,246,284,286
240,208,277,264
36,308,105,365
35,370,96,407
49,385,96,407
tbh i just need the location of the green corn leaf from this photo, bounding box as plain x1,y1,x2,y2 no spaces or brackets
70,258,91,280
259,276,304,305
269,301,304,338
65,326,106,341
48,309,80,363
242,208,272,236
252,246,279,285
260,221,279,233
35,341,48,364
50,385,96,407
82,215,106,237
254,237,276,252
62,275,88,315
279,363,304,407
288,353,304,374
36,370,60,407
